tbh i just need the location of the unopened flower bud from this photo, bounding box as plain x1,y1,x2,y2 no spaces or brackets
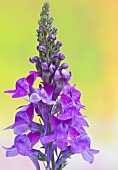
54,70,62,82
56,41,62,46
48,34,56,40
42,70,52,85
53,27,58,33
37,45,46,52
61,69,71,79
59,53,65,60
46,24,50,27
36,28,43,33
53,53,60,58
54,58,60,67
60,63,68,69
49,64,55,74
29,56,39,63
41,62,48,70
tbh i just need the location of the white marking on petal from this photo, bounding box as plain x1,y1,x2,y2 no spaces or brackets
30,93,41,103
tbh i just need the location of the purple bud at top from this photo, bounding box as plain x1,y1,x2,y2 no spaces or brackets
56,41,62,46
48,35,56,40
29,56,39,63
41,62,49,70
37,45,46,52
60,63,69,69
59,53,65,60
53,53,60,58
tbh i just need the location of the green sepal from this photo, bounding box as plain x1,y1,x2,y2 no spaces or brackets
38,151,48,162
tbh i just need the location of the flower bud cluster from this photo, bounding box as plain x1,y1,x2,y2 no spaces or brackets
4,2,99,170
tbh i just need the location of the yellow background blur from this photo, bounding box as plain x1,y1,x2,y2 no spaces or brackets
0,0,118,169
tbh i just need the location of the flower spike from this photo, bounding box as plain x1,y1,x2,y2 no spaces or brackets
4,2,99,170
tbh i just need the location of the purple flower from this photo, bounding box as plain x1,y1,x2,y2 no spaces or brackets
60,83,85,113
41,105,89,150
3,132,41,170
53,69,71,82
42,113,87,141
58,105,78,120
4,104,40,134
30,84,55,105
81,148,99,164
4,71,40,98
41,115,71,150
4,2,99,170
57,83,84,122
62,83,81,103
42,114,99,164
41,122,69,151
69,134,99,163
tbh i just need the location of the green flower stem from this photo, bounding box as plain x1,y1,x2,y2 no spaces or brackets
51,153,55,170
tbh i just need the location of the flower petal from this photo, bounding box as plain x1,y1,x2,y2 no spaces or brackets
30,93,41,103
12,78,29,98
30,122,41,132
69,127,80,140
61,69,71,79
60,93,72,109
41,134,56,144
14,134,31,151
81,150,94,164
16,142,33,156
4,89,16,94
50,115,61,131
15,111,29,123
56,123,68,150
44,85,54,97
26,71,40,87
28,132,41,147
71,86,81,102
14,123,29,134
26,103,34,122
58,106,76,120
3,146,18,157
70,135,91,154
58,111,73,120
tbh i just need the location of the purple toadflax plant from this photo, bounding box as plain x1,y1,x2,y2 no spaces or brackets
4,2,99,170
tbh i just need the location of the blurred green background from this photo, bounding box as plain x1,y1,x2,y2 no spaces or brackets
0,0,118,169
